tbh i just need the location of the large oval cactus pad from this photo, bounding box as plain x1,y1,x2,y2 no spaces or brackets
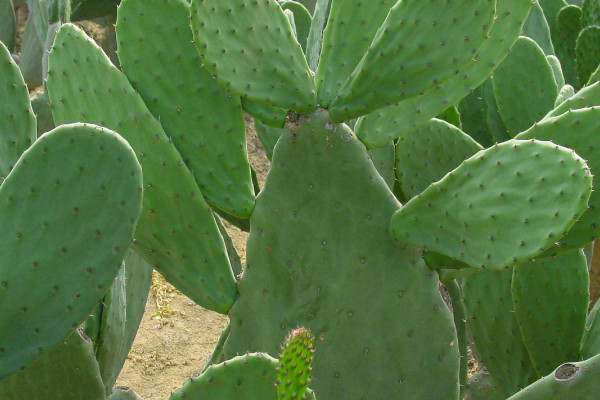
0,123,142,380
390,140,592,270
223,110,459,399
46,24,237,314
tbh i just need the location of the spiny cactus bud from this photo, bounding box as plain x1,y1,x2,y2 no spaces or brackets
276,327,315,400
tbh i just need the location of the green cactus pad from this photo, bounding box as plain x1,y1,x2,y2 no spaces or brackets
517,107,600,251
0,41,36,179
538,0,568,42
395,118,483,199
511,250,589,376
190,0,316,113
353,0,532,148
46,23,237,314
222,109,459,399
493,37,558,136
390,140,592,270
575,25,600,84
463,269,539,397
506,353,600,399
556,5,583,87
0,330,105,399
328,0,496,121
0,123,142,380
314,0,396,107
276,327,315,400
436,105,461,129
116,0,255,218
581,297,600,359
214,215,243,278
170,353,294,399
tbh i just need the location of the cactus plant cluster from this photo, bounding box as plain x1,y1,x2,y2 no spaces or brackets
3,0,600,399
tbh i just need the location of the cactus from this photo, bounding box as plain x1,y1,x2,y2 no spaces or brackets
9,0,600,399
0,121,143,380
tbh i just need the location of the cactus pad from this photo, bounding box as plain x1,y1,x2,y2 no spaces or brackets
190,0,316,113
169,353,292,399
222,109,459,399
0,123,142,380
390,140,592,270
